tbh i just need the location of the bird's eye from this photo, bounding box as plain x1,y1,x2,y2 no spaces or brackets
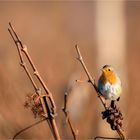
108,68,111,71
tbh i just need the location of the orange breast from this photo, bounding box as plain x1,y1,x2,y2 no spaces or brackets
100,72,117,85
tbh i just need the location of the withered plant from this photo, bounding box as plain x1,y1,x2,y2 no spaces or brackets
8,23,60,140
8,23,127,140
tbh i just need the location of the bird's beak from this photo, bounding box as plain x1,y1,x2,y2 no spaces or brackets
101,69,106,74
101,69,104,72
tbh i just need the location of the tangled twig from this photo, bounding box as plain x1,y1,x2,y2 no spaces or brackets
8,23,61,140
75,45,127,140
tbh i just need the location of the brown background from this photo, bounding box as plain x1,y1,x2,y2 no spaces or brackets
0,1,139,139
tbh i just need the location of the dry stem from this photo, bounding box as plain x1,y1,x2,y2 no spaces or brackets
62,92,77,140
13,118,47,140
75,45,127,140
8,23,60,140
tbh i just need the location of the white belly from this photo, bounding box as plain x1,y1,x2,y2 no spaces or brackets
99,82,122,100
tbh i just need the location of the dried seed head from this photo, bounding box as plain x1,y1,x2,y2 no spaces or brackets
24,93,44,118
102,102,124,131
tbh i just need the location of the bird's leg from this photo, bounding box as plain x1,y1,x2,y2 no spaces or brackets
104,100,116,111
102,100,116,120
117,97,120,101
110,100,116,109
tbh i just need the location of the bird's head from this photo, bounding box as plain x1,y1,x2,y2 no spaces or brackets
102,65,115,75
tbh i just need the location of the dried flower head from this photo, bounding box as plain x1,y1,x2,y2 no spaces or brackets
24,93,44,118
102,101,123,130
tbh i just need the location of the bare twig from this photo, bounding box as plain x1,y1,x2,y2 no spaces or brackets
75,45,127,140
13,118,47,140
94,136,120,140
62,92,77,140
8,23,61,140
75,45,107,110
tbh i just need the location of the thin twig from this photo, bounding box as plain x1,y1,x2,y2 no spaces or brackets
62,92,77,140
75,45,127,140
94,136,120,140
75,45,107,110
8,22,61,140
13,118,47,140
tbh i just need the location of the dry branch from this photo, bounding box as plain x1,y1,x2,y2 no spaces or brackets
13,118,47,140
75,45,127,140
62,92,77,140
8,23,60,140
94,136,120,140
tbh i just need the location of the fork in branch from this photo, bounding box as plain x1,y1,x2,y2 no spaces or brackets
8,22,61,140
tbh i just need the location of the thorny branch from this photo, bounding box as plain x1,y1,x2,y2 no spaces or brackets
75,45,127,140
8,23,60,140
62,92,77,140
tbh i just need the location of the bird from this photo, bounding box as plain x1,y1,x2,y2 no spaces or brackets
97,65,122,101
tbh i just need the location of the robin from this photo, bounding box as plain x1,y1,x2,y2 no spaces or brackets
98,65,122,101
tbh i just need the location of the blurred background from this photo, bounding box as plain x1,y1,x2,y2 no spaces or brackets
0,0,140,139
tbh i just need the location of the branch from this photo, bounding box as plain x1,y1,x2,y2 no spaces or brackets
94,136,120,140
62,92,77,140
13,118,47,140
75,45,107,110
75,45,127,140
8,22,61,140
8,22,56,110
